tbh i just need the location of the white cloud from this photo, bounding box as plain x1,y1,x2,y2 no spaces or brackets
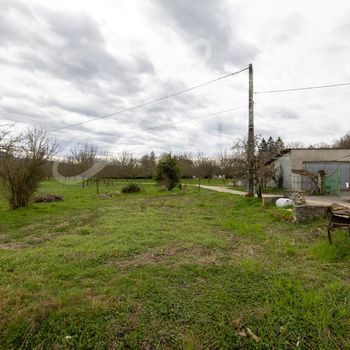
0,0,349,156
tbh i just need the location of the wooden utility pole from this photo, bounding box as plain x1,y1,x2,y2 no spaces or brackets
247,63,255,196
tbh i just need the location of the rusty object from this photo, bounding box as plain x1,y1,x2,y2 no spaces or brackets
327,209,350,244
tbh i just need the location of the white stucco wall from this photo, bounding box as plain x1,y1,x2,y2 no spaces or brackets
290,149,350,168
271,149,350,190
273,153,292,189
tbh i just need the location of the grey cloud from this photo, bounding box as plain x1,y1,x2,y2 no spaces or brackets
135,57,155,75
0,0,33,45
0,102,123,142
336,13,350,35
201,117,245,136
154,0,258,69
268,107,300,120
0,0,155,95
146,78,205,108
273,14,304,45
0,105,50,126
47,97,123,118
49,124,125,152
134,77,207,130
256,127,282,141
330,14,350,54
0,16,22,45
0,0,161,149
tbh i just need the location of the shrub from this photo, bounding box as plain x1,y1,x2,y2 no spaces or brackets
121,183,141,193
0,127,57,209
156,154,180,191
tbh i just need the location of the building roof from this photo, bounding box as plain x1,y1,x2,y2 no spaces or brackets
265,149,291,165
265,148,350,166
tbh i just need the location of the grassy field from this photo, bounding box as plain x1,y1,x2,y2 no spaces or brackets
0,180,350,349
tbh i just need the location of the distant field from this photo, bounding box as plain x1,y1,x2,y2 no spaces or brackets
0,180,350,349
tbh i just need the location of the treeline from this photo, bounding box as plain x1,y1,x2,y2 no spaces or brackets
44,149,241,180
1,121,349,210
333,132,350,148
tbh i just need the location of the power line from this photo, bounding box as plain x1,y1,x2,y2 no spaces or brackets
95,106,245,154
50,67,249,133
255,82,350,95
255,90,350,106
122,106,243,135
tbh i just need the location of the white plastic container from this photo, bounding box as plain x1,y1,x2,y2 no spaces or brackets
276,198,295,208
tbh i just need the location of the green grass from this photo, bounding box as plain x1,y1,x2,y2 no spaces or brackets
183,178,231,187
228,185,285,194
0,180,350,349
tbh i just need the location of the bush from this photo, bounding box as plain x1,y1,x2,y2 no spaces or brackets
0,127,57,209
121,183,141,193
156,154,180,191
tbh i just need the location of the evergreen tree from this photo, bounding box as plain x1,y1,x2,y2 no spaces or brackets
156,154,180,191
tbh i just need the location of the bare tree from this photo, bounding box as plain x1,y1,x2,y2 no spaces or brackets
70,144,97,170
69,144,98,188
232,135,284,198
219,150,236,179
193,153,219,188
333,132,350,148
139,152,157,179
175,154,194,178
119,151,139,179
0,127,58,209
193,153,206,190
0,124,18,153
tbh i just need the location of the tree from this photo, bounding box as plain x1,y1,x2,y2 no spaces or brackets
140,152,157,178
68,143,98,188
333,132,350,148
0,124,18,158
0,127,58,209
69,144,97,173
118,151,138,179
232,135,285,197
219,150,241,179
175,154,194,178
156,154,180,190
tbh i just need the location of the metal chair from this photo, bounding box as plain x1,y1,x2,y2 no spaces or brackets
327,209,350,244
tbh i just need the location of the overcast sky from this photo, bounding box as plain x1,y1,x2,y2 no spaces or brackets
0,0,349,157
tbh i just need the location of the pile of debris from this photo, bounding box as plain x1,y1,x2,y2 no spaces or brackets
290,192,306,205
33,194,64,203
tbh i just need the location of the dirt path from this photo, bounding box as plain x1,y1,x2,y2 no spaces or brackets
196,185,279,198
196,185,350,208
196,185,246,196
304,195,350,208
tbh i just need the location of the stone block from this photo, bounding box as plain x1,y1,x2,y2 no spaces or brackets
293,205,329,222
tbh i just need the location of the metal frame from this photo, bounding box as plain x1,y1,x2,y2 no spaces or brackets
327,210,350,244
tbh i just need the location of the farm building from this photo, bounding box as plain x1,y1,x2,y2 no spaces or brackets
266,148,350,194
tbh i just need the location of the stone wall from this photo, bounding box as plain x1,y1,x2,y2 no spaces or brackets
293,205,329,222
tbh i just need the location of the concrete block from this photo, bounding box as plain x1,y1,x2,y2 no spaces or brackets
293,205,329,222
